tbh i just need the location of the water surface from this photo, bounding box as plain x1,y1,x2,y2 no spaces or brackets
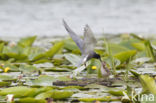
0,0,156,37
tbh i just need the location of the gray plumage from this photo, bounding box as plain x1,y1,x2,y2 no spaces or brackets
63,20,100,66
63,20,110,77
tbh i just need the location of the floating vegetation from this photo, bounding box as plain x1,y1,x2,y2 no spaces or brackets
0,33,156,103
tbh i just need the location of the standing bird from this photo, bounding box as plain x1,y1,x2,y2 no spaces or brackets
63,20,110,76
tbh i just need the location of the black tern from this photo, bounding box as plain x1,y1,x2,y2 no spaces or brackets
63,20,110,76
63,20,101,65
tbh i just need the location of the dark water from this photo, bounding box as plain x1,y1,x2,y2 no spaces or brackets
0,0,156,37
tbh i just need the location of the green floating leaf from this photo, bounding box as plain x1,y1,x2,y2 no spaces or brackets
18,36,37,47
0,43,4,53
119,39,139,50
0,39,8,45
14,97,46,103
26,75,71,86
64,39,79,51
107,43,129,55
32,53,47,62
79,96,111,102
62,86,85,90
5,52,28,60
46,41,64,58
130,70,140,77
19,64,38,74
32,41,64,62
45,67,70,72
35,90,73,100
64,53,80,66
33,59,50,64
35,87,53,95
139,75,156,94
0,86,37,98
56,76,72,81
26,75,55,86
35,91,52,100
132,42,145,51
108,90,125,96
1,62,19,72
0,75,15,81
1,46,31,61
144,40,156,62
114,50,137,63
0,82,11,86
28,47,45,60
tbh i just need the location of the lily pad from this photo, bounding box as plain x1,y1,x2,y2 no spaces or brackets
26,75,55,86
50,90,73,100
0,75,15,81
0,86,37,98
19,64,38,74
35,90,73,100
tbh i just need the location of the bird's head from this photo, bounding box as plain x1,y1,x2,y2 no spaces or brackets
93,52,101,61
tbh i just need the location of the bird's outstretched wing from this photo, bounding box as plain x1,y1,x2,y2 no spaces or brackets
63,20,84,53
76,54,89,67
83,25,97,55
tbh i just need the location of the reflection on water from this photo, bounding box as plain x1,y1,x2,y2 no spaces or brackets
0,0,156,37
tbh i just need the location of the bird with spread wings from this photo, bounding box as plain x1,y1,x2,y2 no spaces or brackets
63,20,110,76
